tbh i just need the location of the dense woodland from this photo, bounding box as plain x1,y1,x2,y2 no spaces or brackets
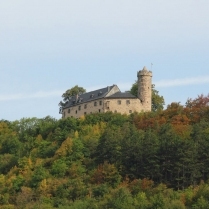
1,94,209,208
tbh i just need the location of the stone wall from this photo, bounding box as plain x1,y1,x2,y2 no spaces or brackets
63,97,144,118
63,99,104,119
103,98,143,114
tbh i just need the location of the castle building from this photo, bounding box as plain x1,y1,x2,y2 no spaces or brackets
61,67,152,119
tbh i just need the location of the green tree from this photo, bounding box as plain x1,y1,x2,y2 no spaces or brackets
59,85,86,107
0,154,18,174
105,187,134,209
51,159,68,177
31,166,48,188
96,125,123,166
130,82,165,112
152,84,165,112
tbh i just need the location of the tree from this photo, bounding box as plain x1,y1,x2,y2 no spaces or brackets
130,82,165,112
59,85,86,107
51,159,68,177
152,84,165,112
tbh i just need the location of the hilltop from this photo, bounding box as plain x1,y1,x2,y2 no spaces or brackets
0,94,209,208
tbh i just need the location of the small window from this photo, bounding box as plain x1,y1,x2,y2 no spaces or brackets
129,110,132,113
78,106,81,111
68,109,71,113
99,101,102,105
84,104,87,109
76,110,77,114
94,102,97,106
117,100,121,105
99,109,101,113
63,111,66,118
84,112,87,115
126,100,130,105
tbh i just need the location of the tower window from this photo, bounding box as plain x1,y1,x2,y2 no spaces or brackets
126,100,130,105
94,102,97,106
117,100,121,105
84,104,87,109
78,106,81,110
99,101,102,105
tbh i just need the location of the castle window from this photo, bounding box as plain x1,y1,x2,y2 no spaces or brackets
129,110,132,113
63,111,66,118
99,109,101,112
76,110,77,114
117,100,121,105
126,100,130,105
78,106,81,111
84,104,87,109
68,109,71,113
99,101,102,105
84,112,87,115
94,102,97,106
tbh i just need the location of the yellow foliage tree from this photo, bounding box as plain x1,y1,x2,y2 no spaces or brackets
55,137,73,158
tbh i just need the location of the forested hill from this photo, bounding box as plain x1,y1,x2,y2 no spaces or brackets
1,95,209,209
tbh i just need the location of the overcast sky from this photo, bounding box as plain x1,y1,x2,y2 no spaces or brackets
1,0,209,121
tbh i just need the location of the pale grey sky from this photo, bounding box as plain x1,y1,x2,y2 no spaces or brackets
1,0,209,120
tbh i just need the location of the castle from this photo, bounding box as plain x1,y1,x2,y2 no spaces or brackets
61,66,152,118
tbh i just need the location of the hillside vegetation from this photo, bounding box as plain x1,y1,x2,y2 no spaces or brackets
0,94,209,209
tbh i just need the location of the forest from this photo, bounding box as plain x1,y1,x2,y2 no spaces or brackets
0,94,209,209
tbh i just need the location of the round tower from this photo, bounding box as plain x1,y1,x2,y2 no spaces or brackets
137,66,152,111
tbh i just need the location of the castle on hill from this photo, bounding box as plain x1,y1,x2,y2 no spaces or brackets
61,66,152,119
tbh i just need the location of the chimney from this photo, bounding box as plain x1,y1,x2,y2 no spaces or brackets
76,94,79,102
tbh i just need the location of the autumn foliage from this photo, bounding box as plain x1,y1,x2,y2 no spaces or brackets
0,94,209,208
